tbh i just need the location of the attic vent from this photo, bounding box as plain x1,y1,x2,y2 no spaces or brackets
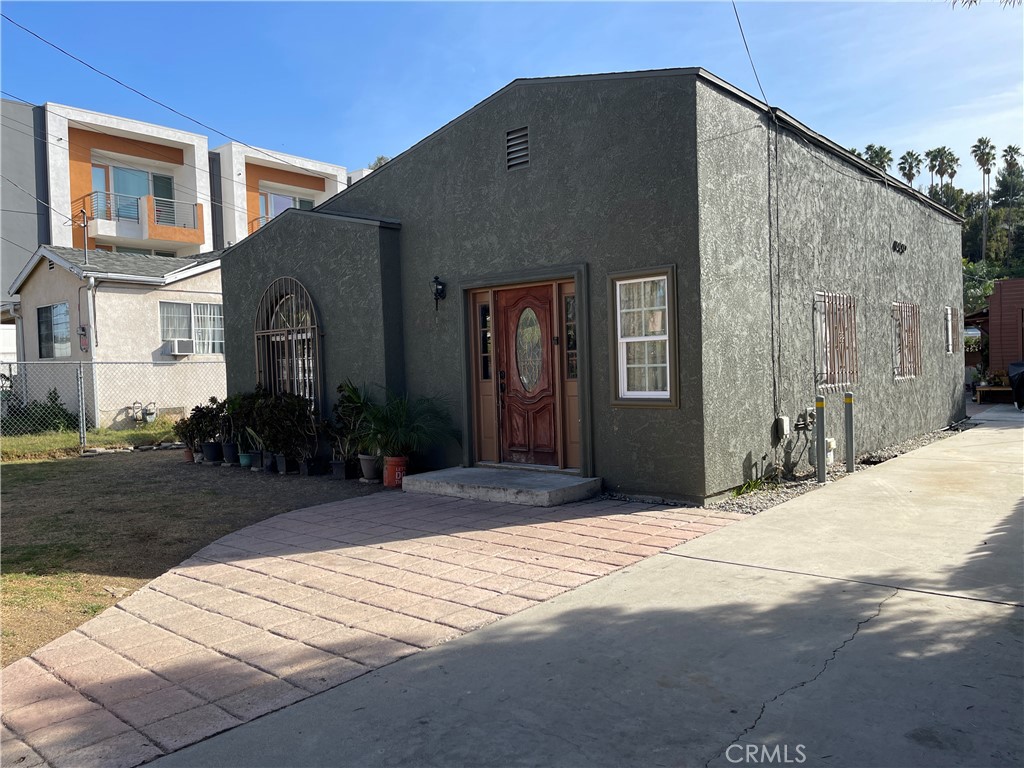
47,260,55,270
506,127,529,170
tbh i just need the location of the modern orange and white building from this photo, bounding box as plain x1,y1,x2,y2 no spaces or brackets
1,98,351,300
0,98,356,423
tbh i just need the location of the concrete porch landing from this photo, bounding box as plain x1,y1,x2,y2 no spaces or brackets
402,467,602,507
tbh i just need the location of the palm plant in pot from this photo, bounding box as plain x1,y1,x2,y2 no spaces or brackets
172,412,200,463
220,393,244,466
334,380,381,481
368,390,458,488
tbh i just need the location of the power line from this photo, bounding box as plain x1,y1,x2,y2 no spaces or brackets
731,1,769,106
0,102,255,223
1,235,36,255
2,91,338,230
0,13,339,181
0,172,74,224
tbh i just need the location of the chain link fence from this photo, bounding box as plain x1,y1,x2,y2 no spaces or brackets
0,361,226,445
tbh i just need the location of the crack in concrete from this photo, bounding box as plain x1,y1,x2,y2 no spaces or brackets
704,588,900,768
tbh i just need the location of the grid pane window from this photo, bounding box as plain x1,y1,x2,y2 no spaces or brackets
37,303,70,359
160,302,192,341
160,302,224,355
194,304,225,355
616,276,669,399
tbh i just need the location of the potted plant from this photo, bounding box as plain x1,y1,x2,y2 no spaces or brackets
244,426,266,471
193,397,225,463
324,420,360,479
368,390,458,488
220,393,244,466
172,412,200,463
258,392,313,474
333,380,378,480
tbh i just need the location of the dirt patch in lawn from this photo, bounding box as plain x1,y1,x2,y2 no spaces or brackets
1,450,381,665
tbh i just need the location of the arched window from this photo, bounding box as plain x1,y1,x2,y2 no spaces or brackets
254,277,321,407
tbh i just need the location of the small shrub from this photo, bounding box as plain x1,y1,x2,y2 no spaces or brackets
1,389,79,436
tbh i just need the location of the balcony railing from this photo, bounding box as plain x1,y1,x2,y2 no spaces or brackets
89,191,142,223
89,192,198,230
248,216,271,235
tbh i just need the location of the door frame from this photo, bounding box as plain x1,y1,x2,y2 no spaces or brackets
459,264,593,477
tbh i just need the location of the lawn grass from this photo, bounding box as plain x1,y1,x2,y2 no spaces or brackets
0,450,380,665
1,419,177,462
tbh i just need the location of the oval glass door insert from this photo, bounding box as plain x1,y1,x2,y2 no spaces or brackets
516,307,542,391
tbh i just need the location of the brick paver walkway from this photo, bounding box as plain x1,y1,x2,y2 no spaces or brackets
1,492,744,768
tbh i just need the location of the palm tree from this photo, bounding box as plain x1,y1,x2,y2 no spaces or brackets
898,150,923,186
925,148,942,189
945,149,960,185
1003,144,1021,174
848,147,863,158
971,137,997,260
935,146,958,188
864,144,893,172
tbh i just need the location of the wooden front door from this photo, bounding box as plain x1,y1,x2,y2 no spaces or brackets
496,285,558,465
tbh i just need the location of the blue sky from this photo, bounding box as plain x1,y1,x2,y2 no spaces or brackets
2,1,1021,190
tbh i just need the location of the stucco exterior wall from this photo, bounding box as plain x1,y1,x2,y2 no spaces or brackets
90,270,226,426
11,261,95,422
1,100,49,300
92,270,222,363
321,73,705,497
694,81,964,496
695,81,775,496
17,262,94,365
773,126,965,468
15,263,227,427
221,211,401,411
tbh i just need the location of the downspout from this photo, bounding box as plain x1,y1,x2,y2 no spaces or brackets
88,277,98,348
9,304,28,403
88,277,99,428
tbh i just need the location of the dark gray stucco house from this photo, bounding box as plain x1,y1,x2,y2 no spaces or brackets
220,68,965,503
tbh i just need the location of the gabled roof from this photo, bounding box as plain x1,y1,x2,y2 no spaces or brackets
7,245,222,296
329,67,961,223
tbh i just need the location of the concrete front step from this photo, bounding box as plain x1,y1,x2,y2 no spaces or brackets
401,467,602,507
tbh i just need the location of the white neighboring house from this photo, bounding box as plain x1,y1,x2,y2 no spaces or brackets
6,245,226,428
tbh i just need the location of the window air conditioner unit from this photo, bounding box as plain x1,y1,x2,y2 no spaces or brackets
167,338,194,356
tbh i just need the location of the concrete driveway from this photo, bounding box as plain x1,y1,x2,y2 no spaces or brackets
0,491,743,768
151,406,1023,768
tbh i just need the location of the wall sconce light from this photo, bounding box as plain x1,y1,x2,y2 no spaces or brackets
431,275,447,310
891,240,907,254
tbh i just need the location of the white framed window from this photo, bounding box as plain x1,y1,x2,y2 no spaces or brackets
892,302,922,379
944,306,959,354
38,303,71,359
258,191,314,222
615,275,670,399
160,301,224,355
813,292,858,388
